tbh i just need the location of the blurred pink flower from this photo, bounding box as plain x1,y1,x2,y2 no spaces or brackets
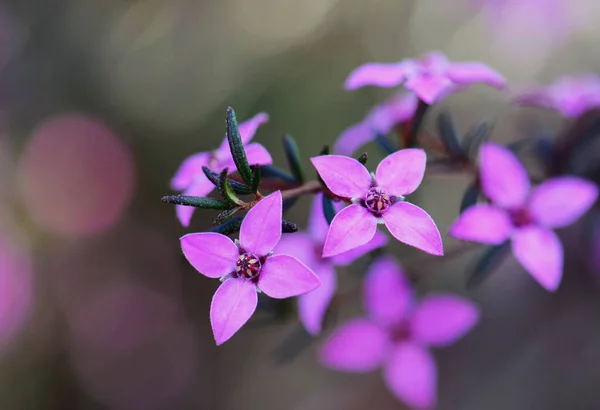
18,113,134,237
180,191,320,345
274,193,387,335
345,51,505,104
514,74,600,118
449,142,598,291
171,112,272,227
334,92,418,156
311,150,443,257
320,256,479,409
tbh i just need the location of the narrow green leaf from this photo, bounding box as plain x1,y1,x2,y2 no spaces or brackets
322,194,336,225
213,206,241,226
459,183,480,212
436,111,463,155
218,169,244,206
318,145,330,156
466,241,511,289
282,219,299,233
161,195,229,210
356,152,368,165
250,165,261,194
226,107,253,186
283,134,305,183
260,165,297,184
202,166,252,195
375,133,396,155
463,122,491,156
210,216,243,235
407,99,430,148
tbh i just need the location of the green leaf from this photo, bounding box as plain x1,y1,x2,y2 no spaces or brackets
356,152,368,165
407,99,430,148
250,165,261,194
463,122,492,156
218,169,244,206
260,165,297,184
375,133,396,155
436,111,463,156
459,183,480,212
226,107,253,186
283,134,305,183
213,206,242,226
210,216,243,235
202,166,252,195
318,145,330,156
322,194,336,225
161,195,230,210
466,241,511,289
282,219,299,233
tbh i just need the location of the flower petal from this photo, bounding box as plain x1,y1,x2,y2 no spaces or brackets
319,318,389,372
368,92,419,134
479,142,530,209
218,112,269,151
308,193,340,244
210,278,258,345
405,74,454,104
383,343,437,409
180,232,238,278
258,254,321,299
310,155,372,199
330,231,388,266
383,202,443,256
375,149,426,196
445,62,506,89
170,152,210,190
298,264,337,335
333,121,373,156
363,256,414,327
448,204,513,244
244,142,273,166
512,226,563,291
529,177,598,228
239,191,282,256
322,204,377,258
175,177,216,227
410,295,479,347
344,62,408,90
273,233,317,270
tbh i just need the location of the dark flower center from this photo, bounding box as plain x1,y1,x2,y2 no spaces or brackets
365,187,392,215
390,320,412,342
509,208,533,228
235,253,262,279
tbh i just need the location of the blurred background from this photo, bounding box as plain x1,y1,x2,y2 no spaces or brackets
2,0,600,409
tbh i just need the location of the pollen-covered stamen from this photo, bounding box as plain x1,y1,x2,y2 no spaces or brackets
365,187,392,215
235,253,262,280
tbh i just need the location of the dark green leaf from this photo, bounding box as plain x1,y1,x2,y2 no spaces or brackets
436,111,463,155
466,241,511,289
210,216,243,235
202,166,252,195
260,165,297,184
322,194,336,225
459,183,480,212
282,219,299,233
318,145,330,156
218,169,244,206
283,134,305,183
356,152,368,165
407,99,430,148
226,107,253,186
463,122,492,156
213,206,241,225
375,133,396,155
250,165,261,194
161,195,229,210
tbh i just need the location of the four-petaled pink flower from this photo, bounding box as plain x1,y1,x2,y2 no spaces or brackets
171,112,272,227
180,191,321,345
345,51,506,104
334,92,418,156
514,74,600,118
311,149,443,257
449,142,598,291
320,256,479,409
275,193,388,335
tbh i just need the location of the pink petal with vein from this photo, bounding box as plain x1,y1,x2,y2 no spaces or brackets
512,226,563,291
258,254,321,299
345,62,408,90
376,149,426,196
449,204,513,244
383,202,443,256
310,155,372,199
322,205,377,258
210,278,258,345
180,232,239,278
239,191,282,256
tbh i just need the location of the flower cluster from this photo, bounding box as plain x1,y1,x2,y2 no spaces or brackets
162,51,600,408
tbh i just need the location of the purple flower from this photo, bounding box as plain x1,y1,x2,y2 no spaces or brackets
171,112,272,227
180,191,321,345
514,74,600,118
274,193,388,335
311,149,443,257
449,142,598,291
334,92,418,156
345,51,506,104
320,256,479,409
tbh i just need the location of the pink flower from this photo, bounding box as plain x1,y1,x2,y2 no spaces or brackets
334,92,418,156
274,193,388,335
311,149,443,257
180,191,321,345
449,142,598,291
514,74,600,118
345,51,506,104
171,112,272,227
320,256,479,409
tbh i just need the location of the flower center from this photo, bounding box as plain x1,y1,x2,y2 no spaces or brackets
235,253,262,279
365,187,391,215
390,320,412,342
509,208,533,228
